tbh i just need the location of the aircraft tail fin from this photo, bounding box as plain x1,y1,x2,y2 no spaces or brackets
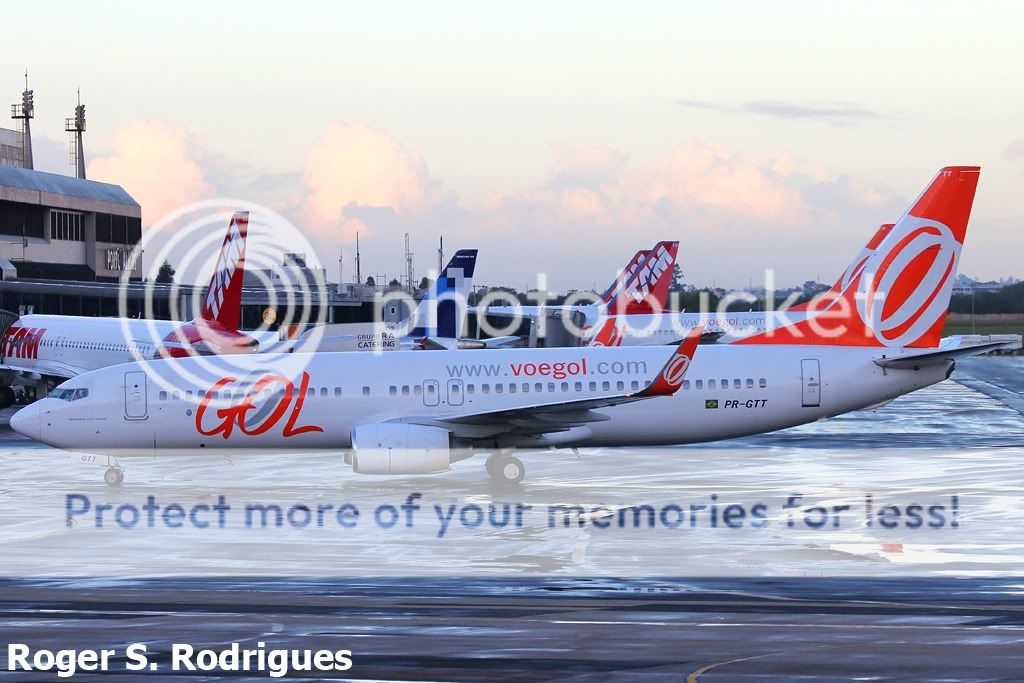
199,211,249,330
600,249,648,304
788,223,896,312
607,241,679,314
407,249,478,339
738,166,980,349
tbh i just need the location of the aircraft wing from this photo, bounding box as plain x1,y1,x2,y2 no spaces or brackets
0,362,79,382
394,327,701,440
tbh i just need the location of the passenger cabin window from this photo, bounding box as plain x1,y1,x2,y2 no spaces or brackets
759,377,767,388
695,380,703,390
746,378,754,388
362,386,370,396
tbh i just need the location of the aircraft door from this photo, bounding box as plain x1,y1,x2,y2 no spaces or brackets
447,378,464,406
422,379,440,407
801,359,821,407
124,370,148,419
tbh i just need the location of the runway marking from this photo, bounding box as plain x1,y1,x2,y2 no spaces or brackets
549,619,1024,631
686,644,856,682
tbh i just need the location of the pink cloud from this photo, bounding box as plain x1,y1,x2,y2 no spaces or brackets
301,123,444,240
87,121,212,225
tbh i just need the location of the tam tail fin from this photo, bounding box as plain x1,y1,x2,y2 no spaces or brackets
739,166,980,348
600,249,648,303
608,241,679,314
198,211,248,330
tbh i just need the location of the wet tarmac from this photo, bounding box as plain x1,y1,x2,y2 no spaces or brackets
0,358,1022,680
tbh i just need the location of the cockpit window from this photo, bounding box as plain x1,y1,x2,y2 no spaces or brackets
52,388,89,401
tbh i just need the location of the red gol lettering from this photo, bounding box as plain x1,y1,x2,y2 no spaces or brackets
196,371,324,439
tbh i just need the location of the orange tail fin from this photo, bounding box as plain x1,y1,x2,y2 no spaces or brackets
741,166,979,348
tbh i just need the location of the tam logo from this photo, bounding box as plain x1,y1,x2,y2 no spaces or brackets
2,327,46,360
624,245,672,303
195,370,324,439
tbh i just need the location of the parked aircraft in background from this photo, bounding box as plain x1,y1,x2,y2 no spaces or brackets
482,240,680,328
288,249,517,353
584,223,903,347
0,211,257,408
13,166,1019,486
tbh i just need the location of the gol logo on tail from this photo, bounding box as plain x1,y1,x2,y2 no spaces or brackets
195,371,324,439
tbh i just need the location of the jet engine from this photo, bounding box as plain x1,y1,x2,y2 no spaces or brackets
350,423,452,475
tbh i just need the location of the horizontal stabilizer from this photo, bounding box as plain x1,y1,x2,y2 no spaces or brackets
874,334,1022,368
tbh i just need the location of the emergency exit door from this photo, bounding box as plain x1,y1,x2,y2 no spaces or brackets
801,359,821,407
124,370,148,419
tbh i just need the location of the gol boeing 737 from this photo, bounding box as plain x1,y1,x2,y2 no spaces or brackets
11,167,1020,485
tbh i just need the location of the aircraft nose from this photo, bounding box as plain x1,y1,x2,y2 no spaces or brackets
10,403,41,441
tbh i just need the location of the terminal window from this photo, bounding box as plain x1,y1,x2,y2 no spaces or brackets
50,210,83,241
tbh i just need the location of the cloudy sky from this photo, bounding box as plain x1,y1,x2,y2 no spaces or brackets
7,1,1024,289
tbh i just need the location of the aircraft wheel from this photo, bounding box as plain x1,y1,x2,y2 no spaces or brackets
104,468,124,487
484,453,503,477
495,456,525,484
0,386,14,410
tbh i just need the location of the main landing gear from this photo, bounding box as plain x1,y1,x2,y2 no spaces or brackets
485,453,525,484
0,386,15,410
103,467,125,487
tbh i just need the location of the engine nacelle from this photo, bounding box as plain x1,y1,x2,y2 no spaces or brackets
350,423,451,475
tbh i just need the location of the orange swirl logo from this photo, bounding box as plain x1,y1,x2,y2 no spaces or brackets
662,355,691,387
856,217,960,347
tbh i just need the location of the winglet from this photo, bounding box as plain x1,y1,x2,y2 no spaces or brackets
588,317,623,347
635,325,702,398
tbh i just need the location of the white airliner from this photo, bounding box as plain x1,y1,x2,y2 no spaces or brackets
0,211,257,409
12,166,1019,485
